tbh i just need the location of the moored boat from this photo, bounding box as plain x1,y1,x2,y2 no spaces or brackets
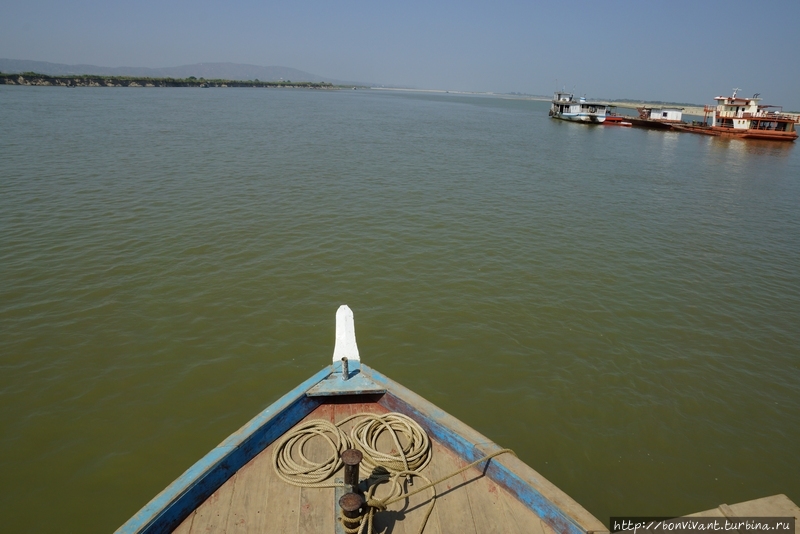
549,91,608,123
603,115,632,127
626,106,685,130
673,89,798,141
116,305,608,534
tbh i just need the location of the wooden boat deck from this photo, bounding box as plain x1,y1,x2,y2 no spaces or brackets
117,307,797,534
173,399,556,534
689,495,800,534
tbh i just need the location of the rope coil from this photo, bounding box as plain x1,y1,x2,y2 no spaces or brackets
348,412,432,477
272,411,514,534
272,419,350,488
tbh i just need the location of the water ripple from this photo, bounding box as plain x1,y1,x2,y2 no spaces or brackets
1,86,799,531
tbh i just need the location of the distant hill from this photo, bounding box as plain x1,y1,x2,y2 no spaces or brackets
0,59,372,86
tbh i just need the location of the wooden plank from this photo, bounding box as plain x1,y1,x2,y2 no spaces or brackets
463,468,521,534
223,447,272,532
332,400,375,532
687,495,800,534
503,493,556,534
187,477,236,533
386,452,442,534
333,399,386,431
458,453,554,534
426,442,477,534
382,418,439,534
171,511,194,534
307,370,386,396
298,404,336,533
725,494,800,521
265,476,297,528
333,401,373,534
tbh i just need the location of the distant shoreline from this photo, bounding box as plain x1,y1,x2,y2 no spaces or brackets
370,87,709,116
0,72,339,89
5,74,778,117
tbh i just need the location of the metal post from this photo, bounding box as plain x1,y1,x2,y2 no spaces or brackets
341,357,349,380
339,492,365,528
341,448,363,492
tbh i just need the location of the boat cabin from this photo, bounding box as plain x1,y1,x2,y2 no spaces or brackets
714,90,761,119
712,89,796,133
550,91,608,122
637,106,684,122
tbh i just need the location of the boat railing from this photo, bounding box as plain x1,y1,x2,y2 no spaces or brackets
751,111,797,121
718,110,748,119
752,121,781,131
716,109,795,122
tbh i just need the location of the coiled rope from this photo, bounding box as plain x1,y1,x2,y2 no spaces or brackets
272,418,350,488
272,411,515,534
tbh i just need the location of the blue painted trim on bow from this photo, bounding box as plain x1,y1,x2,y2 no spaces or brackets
116,366,330,534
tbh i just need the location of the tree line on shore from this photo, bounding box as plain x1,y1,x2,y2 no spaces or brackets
0,72,341,89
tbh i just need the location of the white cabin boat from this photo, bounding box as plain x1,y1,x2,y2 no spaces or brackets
637,106,684,123
549,91,608,123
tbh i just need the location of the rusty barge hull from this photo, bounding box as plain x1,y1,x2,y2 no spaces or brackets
626,118,679,130
673,124,798,141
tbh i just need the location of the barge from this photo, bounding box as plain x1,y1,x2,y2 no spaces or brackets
673,89,798,141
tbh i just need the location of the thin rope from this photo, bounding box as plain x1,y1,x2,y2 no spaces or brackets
379,447,515,507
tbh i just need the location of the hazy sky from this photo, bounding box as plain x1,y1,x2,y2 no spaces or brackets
2,0,799,109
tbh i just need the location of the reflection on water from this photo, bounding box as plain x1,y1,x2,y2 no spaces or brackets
709,135,796,158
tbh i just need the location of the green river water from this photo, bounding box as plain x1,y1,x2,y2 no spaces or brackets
1,86,798,532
